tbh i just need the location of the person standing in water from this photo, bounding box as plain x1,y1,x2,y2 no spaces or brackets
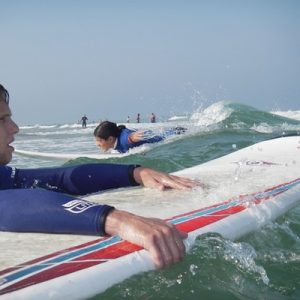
150,113,156,123
81,114,88,128
136,113,141,123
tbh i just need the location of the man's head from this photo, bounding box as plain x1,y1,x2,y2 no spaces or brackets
0,84,9,104
0,84,19,165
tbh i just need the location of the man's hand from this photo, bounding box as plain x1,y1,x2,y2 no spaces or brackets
104,209,187,269
133,167,200,190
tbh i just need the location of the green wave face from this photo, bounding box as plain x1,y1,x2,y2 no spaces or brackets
222,102,300,128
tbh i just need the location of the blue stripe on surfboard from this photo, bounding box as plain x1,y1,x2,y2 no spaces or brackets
1,178,300,288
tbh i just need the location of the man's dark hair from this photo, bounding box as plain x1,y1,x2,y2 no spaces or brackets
0,84,9,103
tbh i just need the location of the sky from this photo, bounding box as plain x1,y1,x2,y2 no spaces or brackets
1,0,300,125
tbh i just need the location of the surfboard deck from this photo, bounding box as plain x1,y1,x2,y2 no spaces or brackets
1,136,300,299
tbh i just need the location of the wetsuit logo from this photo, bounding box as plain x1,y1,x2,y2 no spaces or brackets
10,167,16,179
63,199,98,214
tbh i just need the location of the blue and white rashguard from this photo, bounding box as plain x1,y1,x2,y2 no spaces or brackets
115,128,164,153
0,164,139,236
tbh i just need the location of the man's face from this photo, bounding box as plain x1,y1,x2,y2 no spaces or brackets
0,100,19,165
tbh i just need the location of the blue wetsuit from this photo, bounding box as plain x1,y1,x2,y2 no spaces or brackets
0,164,139,236
115,128,164,153
115,127,187,153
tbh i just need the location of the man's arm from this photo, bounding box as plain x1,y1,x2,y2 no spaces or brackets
0,188,114,235
1,164,199,195
7,164,139,195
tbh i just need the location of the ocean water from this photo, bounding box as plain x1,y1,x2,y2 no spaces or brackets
10,101,300,300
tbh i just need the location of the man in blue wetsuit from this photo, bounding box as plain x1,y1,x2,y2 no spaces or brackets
0,84,198,269
80,114,88,128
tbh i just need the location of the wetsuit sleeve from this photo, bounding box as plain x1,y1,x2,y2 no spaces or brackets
1,164,140,195
142,135,164,143
0,166,15,189
0,188,114,235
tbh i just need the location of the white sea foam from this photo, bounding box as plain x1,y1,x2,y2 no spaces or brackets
271,110,300,121
190,102,233,126
251,122,300,134
168,115,188,121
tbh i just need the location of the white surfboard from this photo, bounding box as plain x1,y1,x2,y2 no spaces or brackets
14,149,127,161
13,141,162,161
1,136,300,300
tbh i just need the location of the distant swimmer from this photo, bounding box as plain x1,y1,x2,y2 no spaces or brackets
150,112,156,123
126,116,130,123
94,121,187,153
136,113,140,123
81,114,88,128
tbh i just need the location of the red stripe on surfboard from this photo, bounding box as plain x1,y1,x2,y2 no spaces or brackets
168,177,295,225
1,241,141,295
177,205,245,232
